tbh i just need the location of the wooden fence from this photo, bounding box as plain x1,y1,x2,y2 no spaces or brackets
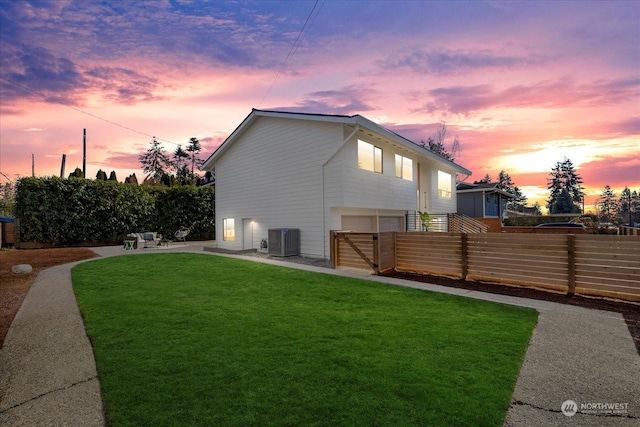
330,231,640,302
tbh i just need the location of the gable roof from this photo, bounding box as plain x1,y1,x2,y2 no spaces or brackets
202,109,472,175
456,181,515,198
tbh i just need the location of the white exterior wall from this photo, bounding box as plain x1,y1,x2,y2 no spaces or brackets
322,133,420,251
325,135,418,211
425,161,459,214
215,117,343,256
212,113,466,258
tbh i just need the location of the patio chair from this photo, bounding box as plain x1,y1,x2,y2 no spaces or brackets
174,226,190,242
142,231,162,248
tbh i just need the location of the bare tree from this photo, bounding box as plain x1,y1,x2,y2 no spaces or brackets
421,123,459,162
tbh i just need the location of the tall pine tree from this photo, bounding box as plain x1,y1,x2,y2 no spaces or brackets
597,185,617,221
186,137,203,174
546,158,584,214
139,137,172,182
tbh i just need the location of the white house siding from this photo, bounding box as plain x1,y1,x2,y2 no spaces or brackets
379,216,404,232
209,111,471,258
329,135,418,211
417,160,432,212
425,161,459,214
215,117,343,256
322,132,418,251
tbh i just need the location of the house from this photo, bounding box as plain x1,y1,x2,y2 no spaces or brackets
201,109,472,258
456,182,515,231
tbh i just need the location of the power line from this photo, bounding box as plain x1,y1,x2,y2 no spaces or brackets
0,76,179,147
257,0,323,108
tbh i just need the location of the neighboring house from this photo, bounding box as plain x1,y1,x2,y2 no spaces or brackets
202,109,471,258
456,182,515,231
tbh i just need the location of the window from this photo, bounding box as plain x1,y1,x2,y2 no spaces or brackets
438,171,452,198
223,218,235,241
358,140,382,173
395,154,413,181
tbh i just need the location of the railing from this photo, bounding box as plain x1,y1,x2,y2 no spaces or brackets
620,226,639,236
405,213,449,232
405,212,489,233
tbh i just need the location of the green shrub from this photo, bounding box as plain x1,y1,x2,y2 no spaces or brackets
15,177,214,245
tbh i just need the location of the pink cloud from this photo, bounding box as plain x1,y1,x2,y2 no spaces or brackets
379,48,548,75
416,77,639,115
579,157,640,190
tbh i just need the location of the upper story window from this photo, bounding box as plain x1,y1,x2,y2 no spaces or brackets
395,154,413,181
438,171,452,198
358,140,382,173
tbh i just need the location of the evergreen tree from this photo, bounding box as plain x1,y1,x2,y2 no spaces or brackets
161,172,178,187
124,173,138,185
555,188,576,213
108,171,118,181
494,170,527,210
139,137,172,181
95,169,108,181
597,185,617,222
533,202,542,216
68,167,84,179
0,182,15,216
173,145,189,174
496,171,514,190
618,187,640,226
186,137,203,174
176,165,193,185
507,186,528,210
546,157,584,214
633,190,640,225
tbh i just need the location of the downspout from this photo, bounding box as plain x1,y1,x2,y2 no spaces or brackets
321,124,360,257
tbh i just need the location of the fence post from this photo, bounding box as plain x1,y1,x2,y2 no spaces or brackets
372,233,379,275
461,233,468,279
330,231,337,268
15,217,21,249
394,231,398,271
567,234,576,296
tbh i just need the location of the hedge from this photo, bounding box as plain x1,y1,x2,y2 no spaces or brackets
15,177,215,246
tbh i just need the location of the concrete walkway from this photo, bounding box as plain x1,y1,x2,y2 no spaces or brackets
0,243,638,426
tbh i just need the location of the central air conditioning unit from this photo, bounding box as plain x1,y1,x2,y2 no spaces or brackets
268,228,300,256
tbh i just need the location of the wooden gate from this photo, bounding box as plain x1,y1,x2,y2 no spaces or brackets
330,231,395,274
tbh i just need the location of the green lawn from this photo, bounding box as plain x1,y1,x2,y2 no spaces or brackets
72,254,537,427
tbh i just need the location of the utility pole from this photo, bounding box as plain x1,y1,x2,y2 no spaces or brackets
629,190,633,227
31,153,34,177
83,128,87,178
60,154,66,178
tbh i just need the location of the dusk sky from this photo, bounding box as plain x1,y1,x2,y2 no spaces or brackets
1,0,638,212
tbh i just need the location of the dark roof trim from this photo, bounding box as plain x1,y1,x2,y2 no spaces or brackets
456,182,516,198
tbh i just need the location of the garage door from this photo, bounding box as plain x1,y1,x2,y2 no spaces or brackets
341,216,375,232
379,216,403,232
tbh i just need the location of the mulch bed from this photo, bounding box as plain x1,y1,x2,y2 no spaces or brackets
382,270,640,356
0,248,99,347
